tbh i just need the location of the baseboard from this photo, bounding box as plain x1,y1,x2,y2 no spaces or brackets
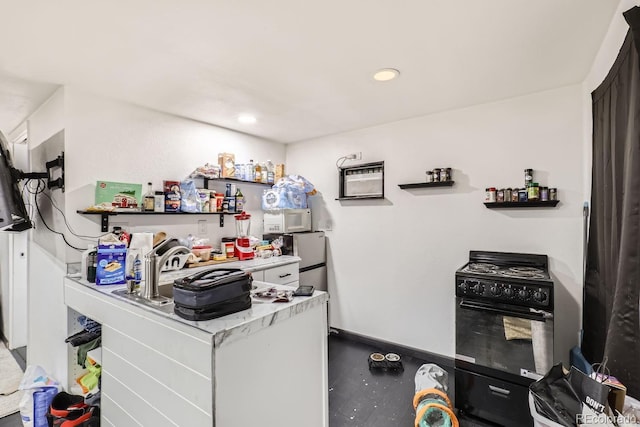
329,327,454,369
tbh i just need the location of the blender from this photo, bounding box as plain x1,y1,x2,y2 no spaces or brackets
234,211,254,260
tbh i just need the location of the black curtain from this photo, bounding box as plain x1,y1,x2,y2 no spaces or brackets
583,7,640,399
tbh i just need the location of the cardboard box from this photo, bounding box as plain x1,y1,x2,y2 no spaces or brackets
163,180,181,212
96,243,127,285
275,164,285,182
218,153,236,178
95,181,142,208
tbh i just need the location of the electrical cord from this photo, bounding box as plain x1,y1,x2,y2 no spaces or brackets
38,190,102,241
25,178,88,251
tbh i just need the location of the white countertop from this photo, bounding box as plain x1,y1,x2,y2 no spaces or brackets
64,255,328,347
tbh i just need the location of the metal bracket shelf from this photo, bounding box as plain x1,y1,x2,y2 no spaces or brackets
76,210,238,232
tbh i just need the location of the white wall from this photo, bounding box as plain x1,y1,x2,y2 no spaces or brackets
287,85,585,363
63,87,285,259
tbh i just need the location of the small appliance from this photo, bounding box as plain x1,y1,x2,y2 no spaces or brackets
263,209,312,233
234,212,254,261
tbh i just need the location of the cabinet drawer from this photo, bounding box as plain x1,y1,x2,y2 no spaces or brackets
264,263,299,285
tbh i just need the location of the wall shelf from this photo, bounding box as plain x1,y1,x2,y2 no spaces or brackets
77,210,239,231
202,177,272,189
484,200,559,209
398,181,455,189
335,196,385,201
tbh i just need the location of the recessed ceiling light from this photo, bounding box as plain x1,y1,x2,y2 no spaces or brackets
237,114,257,124
373,68,400,82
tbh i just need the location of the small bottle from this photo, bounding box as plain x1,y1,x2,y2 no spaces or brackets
266,160,275,184
540,187,549,201
235,187,244,212
254,162,262,183
260,162,268,183
133,254,142,284
487,187,497,203
433,168,441,182
247,160,255,182
154,191,164,212
524,169,533,188
427,171,434,182
144,182,155,212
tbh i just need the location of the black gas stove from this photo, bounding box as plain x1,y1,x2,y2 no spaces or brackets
455,250,554,310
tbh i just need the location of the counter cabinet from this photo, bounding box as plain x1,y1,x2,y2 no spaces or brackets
64,258,328,427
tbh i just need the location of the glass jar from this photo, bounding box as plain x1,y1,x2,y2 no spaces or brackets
511,188,520,202
497,189,505,203
540,187,549,201
426,171,434,182
518,188,528,202
505,188,512,203
549,188,558,201
433,168,441,182
487,187,497,203
528,182,540,201
524,169,533,188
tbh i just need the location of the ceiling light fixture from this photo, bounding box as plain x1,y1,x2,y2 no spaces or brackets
373,68,400,82
237,114,257,124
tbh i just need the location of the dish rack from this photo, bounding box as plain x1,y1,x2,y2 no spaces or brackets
161,253,190,272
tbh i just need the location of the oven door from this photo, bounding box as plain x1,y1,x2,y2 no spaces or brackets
455,297,553,379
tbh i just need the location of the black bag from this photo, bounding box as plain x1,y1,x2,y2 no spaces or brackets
172,268,253,321
529,363,611,426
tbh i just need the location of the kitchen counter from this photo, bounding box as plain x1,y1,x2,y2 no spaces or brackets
63,254,328,427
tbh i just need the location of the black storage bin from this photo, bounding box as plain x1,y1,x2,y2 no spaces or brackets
173,268,253,321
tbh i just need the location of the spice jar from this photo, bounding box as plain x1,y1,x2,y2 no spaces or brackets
433,168,441,182
540,187,549,201
528,182,540,200
549,188,558,201
440,168,449,182
487,187,497,203
505,188,512,202
497,189,505,203
518,188,528,202
524,169,533,188
426,171,434,182
511,188,520,202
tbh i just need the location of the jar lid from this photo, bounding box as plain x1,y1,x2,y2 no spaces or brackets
532,182,539,186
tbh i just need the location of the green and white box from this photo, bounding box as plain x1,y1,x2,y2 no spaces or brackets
95,181,142,208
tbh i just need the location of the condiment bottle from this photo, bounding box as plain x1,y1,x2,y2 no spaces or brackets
143,182,155,212
254,162,262,182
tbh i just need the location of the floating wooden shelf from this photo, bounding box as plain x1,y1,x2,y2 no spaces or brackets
202,177,272,188
484,200,560,208
398,181,455,189
77,210,240,231
335,196,385,201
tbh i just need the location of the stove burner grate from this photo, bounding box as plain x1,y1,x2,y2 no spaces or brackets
498,270,545,279
465,263,499,274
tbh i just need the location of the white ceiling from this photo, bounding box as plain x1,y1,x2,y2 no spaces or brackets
0,0,621,143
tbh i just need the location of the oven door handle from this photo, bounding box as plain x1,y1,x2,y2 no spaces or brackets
459,300,549,322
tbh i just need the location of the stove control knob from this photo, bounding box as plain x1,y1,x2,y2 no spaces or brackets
503,287,514,298
517,289,530,300
471,283,484,294
459,282,468,293
533,290,547,303
490,285,501,296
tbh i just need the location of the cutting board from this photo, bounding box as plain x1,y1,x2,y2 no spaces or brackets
186,257,239,268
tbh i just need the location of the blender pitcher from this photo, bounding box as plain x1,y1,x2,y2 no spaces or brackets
235,211,251,237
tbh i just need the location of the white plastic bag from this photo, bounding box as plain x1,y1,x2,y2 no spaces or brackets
18,365,60,427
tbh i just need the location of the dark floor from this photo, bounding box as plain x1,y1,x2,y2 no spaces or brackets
328,332,491,427
0,346,26,427
1,337,494,427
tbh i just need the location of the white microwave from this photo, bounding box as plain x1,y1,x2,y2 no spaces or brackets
263,209,312,233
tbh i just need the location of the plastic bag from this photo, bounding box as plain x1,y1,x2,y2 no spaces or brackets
180,179,200,213
18,365,61,427
413,364,458,427
262,175,316,210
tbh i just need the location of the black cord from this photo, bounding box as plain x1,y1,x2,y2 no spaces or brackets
38,190,102,240
27,179,87,251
